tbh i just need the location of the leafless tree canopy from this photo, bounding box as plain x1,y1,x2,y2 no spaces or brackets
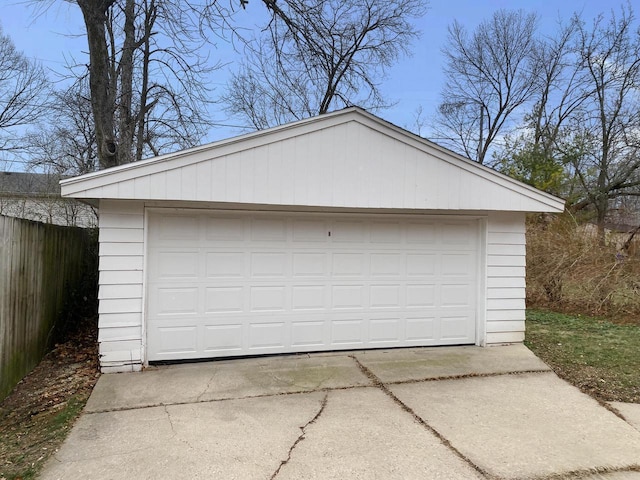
566,5,640,231
71,0,228,169
0,24,49,153
47,0,426,169
26,80,98,176
434,9,540,164
225,0,427,130
436,4,640,237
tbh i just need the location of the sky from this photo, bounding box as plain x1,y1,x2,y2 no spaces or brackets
0,0,621,163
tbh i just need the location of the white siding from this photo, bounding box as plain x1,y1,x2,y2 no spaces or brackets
93,204,530,370
485,212,527,344
61,110,565,214
97,200,145,372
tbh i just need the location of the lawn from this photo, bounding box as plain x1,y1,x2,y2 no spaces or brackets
525,309,640,403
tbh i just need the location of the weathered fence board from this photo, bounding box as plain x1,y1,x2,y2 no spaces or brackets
0,215,95,400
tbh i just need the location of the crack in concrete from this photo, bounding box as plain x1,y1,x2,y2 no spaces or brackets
195,371,218,403
349,355,495,480
269,391,329,480
164,405,195,451
164,405,177,438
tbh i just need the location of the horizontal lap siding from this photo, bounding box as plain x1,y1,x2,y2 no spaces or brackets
485,212,527,344
97,200,145,372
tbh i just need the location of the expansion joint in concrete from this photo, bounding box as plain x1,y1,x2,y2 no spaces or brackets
385,369,553,387
527,464,640,480
349,355,495,480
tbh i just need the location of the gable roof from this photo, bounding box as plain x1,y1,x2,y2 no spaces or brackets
60,107,565,213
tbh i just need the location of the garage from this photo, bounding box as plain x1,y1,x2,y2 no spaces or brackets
146,211,479,360
60,107,564,372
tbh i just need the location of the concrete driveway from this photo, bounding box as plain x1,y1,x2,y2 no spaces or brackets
40,345,640,480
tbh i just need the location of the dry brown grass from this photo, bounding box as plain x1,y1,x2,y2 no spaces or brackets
526,213,640,324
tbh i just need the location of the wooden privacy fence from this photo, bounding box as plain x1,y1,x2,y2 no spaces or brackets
0,215,95,400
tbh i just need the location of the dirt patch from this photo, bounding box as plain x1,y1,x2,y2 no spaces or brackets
0,317,99,480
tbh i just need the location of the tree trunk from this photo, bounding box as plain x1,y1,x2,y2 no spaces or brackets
118,0,136,165
77,0,118,169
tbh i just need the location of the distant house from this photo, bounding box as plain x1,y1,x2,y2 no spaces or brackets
0,171,96,227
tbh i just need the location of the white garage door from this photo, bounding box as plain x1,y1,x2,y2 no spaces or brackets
146,211,479,361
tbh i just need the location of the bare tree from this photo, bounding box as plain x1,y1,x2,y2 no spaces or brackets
65,0,228,169
38,0,425,170
493,19,587,197
26,79,98,176
493,5,640,239
567,5,640,235
224,0,427,129
434,9,541,164
0,24,49,153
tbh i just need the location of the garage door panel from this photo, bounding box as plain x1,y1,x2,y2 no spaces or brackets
370,222,402,243
406,284,436,307
407,254,437,276
331,285,366,309
203,324,243,353
250,252,288,277
370,284,401,308
249,322,287,349
441,284,472,307
156,215,199,241
332,221,365,242
441,315,475,341
440,222,476,246
152,251,199,279
332,253,365,276
406,223,437,245
250,285,287,311
206,252,245,278
369,317,401,343
292,285,326,310
204,286,244,313
331,319,365,345
292,219,329,242
156,287,199,315
441,253,475,276
146,212,479,361
291,321,326,347
147,285,199,317
153,325,199,356
205,216,244,241
293,253,327,276
405,317,437,342
370,253,402,277
251,218,287,241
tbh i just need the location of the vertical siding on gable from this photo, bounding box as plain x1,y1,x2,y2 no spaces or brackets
485,212,527,344
97,200,145,372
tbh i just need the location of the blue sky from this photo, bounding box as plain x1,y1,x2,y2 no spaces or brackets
1,0,618,146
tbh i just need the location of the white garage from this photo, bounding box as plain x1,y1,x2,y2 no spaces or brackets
61,107,564,372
